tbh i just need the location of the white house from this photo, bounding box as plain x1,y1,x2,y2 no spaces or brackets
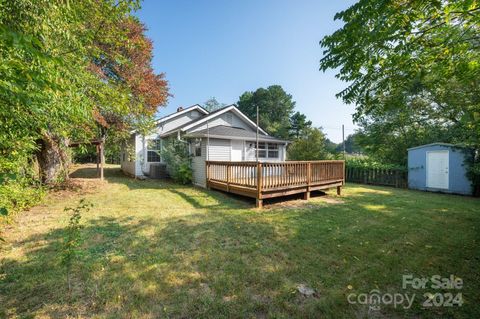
120,104,289,187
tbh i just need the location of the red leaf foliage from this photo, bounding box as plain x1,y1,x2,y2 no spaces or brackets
91,17,170,127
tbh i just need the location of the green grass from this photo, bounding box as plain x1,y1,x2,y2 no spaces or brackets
1,164,479,318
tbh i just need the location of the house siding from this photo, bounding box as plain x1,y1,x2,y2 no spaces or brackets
408,144,473,195
128,109,204,177
135,134,144,176
192,139,207,187
120,135,137,176
121,105,289,182
188,112,251,133
206,138,231,161
157,110,202,135
192,138,230,187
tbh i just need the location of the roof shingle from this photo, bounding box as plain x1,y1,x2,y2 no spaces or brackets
185,126,289,143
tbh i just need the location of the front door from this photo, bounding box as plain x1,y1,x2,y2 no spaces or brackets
426,151,449,189
231,140,243,161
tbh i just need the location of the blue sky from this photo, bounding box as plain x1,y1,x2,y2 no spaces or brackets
136,0,357,143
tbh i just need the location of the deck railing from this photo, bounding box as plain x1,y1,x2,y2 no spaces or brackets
206,160,345,191
207,161,259,188
206,160,345,207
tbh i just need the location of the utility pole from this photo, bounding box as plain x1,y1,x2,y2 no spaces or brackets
342,124,346,159
206,120,210,161
256,104,259,162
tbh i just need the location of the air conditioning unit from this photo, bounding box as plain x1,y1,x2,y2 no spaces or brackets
149,163,168,179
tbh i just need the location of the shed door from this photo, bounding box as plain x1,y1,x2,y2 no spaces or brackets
427,151,449,189
231,140,243,161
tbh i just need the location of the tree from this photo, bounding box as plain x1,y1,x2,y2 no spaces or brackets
320,0,480,166
0,0,169,184
324,138,338,153
203,97,226,112
335,133,363,154
287,127,331,160
353,100,455,165
237,85,295,139
289,111,312,139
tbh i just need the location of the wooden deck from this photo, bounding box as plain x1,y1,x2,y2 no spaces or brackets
206,160,345,208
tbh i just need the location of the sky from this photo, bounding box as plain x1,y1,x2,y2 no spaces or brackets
136,0,358,143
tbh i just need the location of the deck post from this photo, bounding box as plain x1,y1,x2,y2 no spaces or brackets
337,186,342,195
256,162,263,208
226,163,231,192
304,162,311,200
206,162,210,189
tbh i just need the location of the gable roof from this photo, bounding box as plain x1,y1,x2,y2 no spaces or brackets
184,125,289,143
155,104,209,125
407,142,471,151
180,104,269,135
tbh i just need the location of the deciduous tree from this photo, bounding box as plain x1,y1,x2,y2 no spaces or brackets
0,0,169,184
287,127,330,160
320,0,480,167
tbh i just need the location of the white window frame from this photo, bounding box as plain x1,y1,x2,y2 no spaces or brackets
267,143,279,159
250,142,279,159
147,139,162,163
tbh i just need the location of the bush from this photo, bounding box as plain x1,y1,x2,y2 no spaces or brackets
161,139,193,184
346,157,406,171
0,173,45,223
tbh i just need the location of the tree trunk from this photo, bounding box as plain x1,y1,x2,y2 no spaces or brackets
36,132,70,184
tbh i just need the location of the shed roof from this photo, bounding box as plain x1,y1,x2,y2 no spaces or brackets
407,142,469,151
184,125,289,143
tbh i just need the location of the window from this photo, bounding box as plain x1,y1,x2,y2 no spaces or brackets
250,142,279,159
147,139,161,162
193,139,202,157
267,143,279,158
258,142,267,158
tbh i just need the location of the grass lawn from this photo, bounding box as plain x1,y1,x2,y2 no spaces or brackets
1,164,479,318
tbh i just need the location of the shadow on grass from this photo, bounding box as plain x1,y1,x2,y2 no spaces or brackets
72,165,338,209
0,210,291,318
2,166,478,318
69,164,121,179
70,164,255,209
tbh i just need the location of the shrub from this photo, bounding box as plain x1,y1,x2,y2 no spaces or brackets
0,173,45,224
346,157,407,171
161,139,193,184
